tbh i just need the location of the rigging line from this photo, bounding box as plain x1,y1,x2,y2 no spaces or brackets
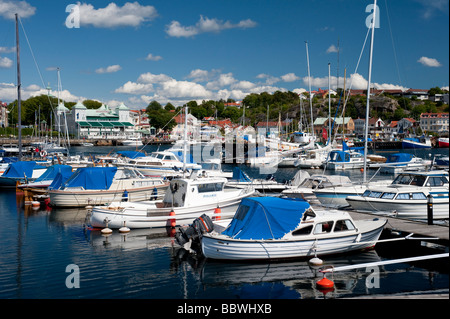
384,0,406,89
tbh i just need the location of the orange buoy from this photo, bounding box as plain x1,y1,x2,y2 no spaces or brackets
316,277,334,290
214,206,221,221
168,210,176,227
360,167,364,173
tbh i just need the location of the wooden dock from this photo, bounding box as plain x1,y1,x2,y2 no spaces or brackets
347,210,449,246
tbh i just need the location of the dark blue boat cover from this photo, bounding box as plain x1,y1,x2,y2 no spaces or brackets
386,153,413,163
117,151,146,159
171,150,195,164
231,167,251,182
58,167,117,190
1,161,45,178
222,197,310,240
35,164,73,182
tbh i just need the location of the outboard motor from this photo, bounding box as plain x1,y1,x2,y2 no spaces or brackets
175,214,214,249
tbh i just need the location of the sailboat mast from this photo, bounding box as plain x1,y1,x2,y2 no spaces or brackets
363,0,377,183
305,41,314,138
15,14,22,160
328,63,331,145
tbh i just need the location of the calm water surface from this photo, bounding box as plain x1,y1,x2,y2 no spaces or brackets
0,146,448,299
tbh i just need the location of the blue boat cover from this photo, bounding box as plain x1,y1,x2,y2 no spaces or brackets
58,167,117,190
35,164,73,182
231,167,251,182
386,153,413,163
1,161,45,178
222,197,310,240
117,151,146,159
328,150,350,163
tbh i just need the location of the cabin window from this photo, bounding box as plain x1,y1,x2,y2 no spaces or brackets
334,219,356,232
198,182,224,193
367,191,382,198
234,205,250,221
427,177,446,187
411,192,426,200
313,221,334,234
410,176,426,186
381,192,396,199
396,193,410,200
362,190,371,197
292,225,313,236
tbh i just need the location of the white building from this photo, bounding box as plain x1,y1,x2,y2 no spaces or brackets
65,102,137,139
420,113,449,134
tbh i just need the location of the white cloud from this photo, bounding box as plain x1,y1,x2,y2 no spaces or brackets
206,73,236,90
95,64,122,74
326,45,339,53
441,86,449,91
281,73,299,82
166,15,257,38
0,82,85,102
114,81,153,94
145,53,162,61
417,56,442,67
0,56,13,68
302,73,408,91
0,0,36,20
0,46,15,53
414,0,449,19
78,2,158,28
138,72,173,83
256,73,280,85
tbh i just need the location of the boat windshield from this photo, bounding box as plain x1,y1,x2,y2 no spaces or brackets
392,174,426,186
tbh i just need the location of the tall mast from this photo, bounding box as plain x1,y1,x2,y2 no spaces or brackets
363,0,377,183
328,63,331,145
16,13,22,160
305,41,314,138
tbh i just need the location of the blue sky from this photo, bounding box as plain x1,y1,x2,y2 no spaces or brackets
0,0,448,109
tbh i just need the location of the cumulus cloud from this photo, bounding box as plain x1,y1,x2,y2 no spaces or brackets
0,0,36,19
78,2,158,28
0,56,13,68
302,73,408,91
95,64,122,74
281,73,299,82
0,46,15,53
0,82,85,102
145,53,162,61
326,45,339,53
166,15,257,38
417,56,442,67
114,81,154,94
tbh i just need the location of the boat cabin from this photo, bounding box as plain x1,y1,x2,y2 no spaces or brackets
162,177,228,208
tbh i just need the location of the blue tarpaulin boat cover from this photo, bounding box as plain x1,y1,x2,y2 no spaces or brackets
117,151,146,159
35,164,73,182
58,167,117,190
1,161,45,178
386,153,413,163
231,167,251,182
222,197,310,240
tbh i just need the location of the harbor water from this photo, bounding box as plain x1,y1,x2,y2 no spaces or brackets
0,145,448,299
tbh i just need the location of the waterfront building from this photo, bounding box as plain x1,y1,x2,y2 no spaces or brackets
0,101,8,128
66,102,137,140
420,113,449,135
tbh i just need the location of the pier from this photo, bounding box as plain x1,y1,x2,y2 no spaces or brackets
346,210,449,246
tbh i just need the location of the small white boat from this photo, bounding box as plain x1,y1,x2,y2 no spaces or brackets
281,173,352,201
89,174,256,229
346,170,449,220
48,166,168,207
177,197,387,261
226,167,298,192
0,161,47,188
370,153,430,174
117,149,201,177
325,150,365,170
121,137,143,146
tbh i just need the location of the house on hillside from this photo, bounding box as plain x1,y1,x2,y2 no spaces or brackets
420,113,449,134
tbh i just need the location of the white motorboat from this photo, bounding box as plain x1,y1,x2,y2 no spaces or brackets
281,173,352,201
116,149,201,177
48,166,168,207
325,150,366,170
346,170,449,220
374,153,431,174
176,197,387,261
0,161,47,188
89,174,256,229
121,137,143,146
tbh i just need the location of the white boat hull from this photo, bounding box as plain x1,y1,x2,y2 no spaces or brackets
201,219,386,260
90,189,255,229
346,196,449,219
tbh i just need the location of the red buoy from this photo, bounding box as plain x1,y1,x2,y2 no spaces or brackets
168,210,176,227
214,206,221,221
316,277,334,290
